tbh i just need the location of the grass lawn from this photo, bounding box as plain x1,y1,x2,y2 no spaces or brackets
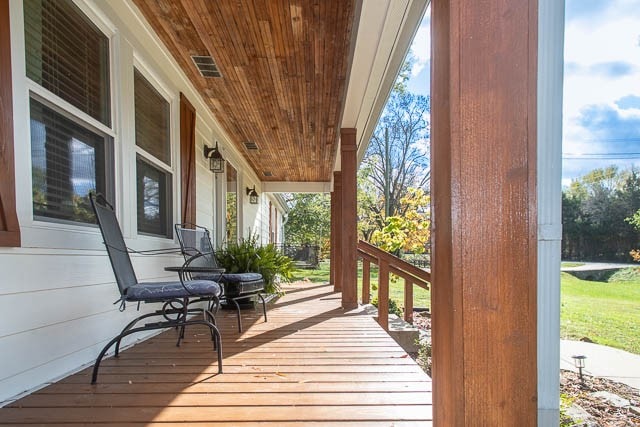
290,260,431,310
561,271,640,354
561,262,585,268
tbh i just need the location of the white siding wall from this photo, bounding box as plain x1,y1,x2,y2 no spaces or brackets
0,0,256,404
241,188,287,246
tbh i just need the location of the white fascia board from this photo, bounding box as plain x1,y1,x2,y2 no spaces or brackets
262,182,332,194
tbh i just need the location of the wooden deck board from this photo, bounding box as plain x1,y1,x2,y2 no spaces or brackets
1,282,432,425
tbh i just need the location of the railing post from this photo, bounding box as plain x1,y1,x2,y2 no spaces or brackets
378,260,389,331
404,278,413,323
362,259,371,304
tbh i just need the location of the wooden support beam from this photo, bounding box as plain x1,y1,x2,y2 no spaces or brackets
362,259,370,304
339,129,357,309
377,261,389,331
0,0,20,247
331,172,342,292
431,0,538,424
403,278,413,324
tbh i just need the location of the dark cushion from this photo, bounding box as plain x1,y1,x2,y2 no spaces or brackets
220,272,263,283
193,272,263,284
193,272,264,298
125,280,222,301
222,279,265,298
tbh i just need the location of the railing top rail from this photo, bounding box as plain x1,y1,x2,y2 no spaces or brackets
357,240,431,284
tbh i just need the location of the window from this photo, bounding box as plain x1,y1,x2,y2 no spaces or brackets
226,162,238,243
25,0,113,224
31,97,110,223
136,157,171,237
24,0,110,126
134,69,172,238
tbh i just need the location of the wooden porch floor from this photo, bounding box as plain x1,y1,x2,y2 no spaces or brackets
1,282,432,426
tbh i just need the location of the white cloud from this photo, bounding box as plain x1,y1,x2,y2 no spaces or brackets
563,0,640,180
410,16,431,77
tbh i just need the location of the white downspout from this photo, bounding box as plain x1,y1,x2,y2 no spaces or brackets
537,0,565,424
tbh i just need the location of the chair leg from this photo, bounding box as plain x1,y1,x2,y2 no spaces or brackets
258,293,267,323
92,318,222,384
114,310,166,356
176,297,189,347
231,298,242,332
204,308,217,350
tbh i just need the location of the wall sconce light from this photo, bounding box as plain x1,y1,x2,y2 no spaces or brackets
246,185,259,204
204,142,225,173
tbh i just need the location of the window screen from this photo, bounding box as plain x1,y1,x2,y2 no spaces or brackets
31,97,110,224
136,157,172,238
24,0,110,126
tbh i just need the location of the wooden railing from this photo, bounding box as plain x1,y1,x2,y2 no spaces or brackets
357,240,431,331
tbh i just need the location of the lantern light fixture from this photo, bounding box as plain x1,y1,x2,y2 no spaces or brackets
246,185,259,204
204,142,225,173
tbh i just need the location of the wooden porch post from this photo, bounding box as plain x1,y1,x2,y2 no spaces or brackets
431,0,538,425
0,0,20,248
330,171,342,292
340,129,357,309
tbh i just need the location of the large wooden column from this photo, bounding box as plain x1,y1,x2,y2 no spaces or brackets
431,0,537,425
340,129,357,309
330,171,342,292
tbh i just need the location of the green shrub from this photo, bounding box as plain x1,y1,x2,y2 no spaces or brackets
371,296,403,317
216,233,294,294
415,338,432,376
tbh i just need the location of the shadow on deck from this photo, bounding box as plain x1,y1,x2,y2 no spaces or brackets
0,282,432,426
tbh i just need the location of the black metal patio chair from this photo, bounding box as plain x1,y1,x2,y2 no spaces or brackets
175,223,267,332
89,193,223,384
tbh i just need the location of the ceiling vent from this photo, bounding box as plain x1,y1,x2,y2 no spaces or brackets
263,171,273,177
191,55,222,78
244,141,259,150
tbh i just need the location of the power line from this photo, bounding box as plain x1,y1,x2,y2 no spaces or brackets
562,152,640,160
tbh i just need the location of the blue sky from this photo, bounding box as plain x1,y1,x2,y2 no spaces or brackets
405,1,640,186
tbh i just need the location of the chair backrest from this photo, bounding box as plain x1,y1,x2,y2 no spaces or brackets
90,193,138,295
175,223,219,269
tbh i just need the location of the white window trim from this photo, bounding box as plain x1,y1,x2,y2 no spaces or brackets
19,0,118,244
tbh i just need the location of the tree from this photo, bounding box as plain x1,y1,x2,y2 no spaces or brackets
392,50,416,94
371,188,430,255
283,193,330,248
562,166,640,261
362,90,430,220
357,165,384,241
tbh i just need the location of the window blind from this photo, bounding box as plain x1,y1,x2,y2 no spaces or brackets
134,69,171,165
24,0,110,126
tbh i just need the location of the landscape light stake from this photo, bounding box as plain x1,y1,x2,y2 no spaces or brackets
572,355,587,386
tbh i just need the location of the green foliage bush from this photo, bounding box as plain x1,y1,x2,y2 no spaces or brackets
371,296,403,317
415,338,432,377
216,233,294,294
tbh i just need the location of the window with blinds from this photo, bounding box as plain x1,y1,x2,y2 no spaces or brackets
134,69,171,165
25,0,113,225
24,0,110,126
134,69,172,238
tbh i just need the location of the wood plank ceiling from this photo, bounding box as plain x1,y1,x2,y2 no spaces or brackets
132,0,356,182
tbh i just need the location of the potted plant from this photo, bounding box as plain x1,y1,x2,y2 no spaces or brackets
216,233,293,295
